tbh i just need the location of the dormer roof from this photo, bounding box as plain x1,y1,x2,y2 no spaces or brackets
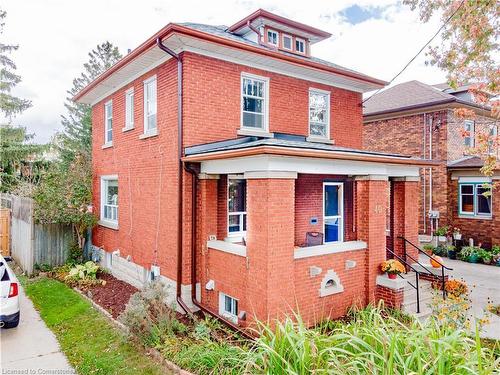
227,9,331,44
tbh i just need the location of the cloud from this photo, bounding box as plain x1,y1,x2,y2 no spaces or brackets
3,0,446,142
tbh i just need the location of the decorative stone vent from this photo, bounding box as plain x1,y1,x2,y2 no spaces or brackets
319,269,344,297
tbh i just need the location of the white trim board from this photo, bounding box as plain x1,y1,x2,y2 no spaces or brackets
294,240,367,259
207,240,247,257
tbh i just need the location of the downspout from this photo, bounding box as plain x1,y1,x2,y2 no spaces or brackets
156,37,192,316
423,114,427,234
184,162,254,340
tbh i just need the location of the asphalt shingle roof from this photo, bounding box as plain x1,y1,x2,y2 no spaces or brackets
447,156,485,169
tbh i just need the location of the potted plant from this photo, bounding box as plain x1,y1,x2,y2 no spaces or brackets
452,227,462,240
423,244,435,257
492,246,500,266
459,246,480,263
447,244,457,260
444,279,468,297
433,244,447,257
380,259,405,279
478,249,493,265
435,226,449,243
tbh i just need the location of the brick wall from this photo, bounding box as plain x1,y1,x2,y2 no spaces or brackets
375,284,404,309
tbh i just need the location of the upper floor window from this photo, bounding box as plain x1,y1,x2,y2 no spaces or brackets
295,38,305,54
104,100,113,145
267,29,279,46
309,89,330,139
143,76,157,134
241,74,268,131
459,182,492,217
124,88,134,130
101,176,118,225
464,120,475,148
282,34,292,50
228,177,246,239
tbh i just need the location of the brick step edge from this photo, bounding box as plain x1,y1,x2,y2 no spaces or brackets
73,287,195,375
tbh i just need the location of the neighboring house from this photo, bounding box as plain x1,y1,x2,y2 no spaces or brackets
74,9,430,328
363,80,499,247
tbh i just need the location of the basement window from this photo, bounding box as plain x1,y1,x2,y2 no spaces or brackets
219,293,238,323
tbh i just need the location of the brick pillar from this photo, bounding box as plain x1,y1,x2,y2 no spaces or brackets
375,276,405,309
355,175,388,304
392,177,420,265
246,175,296,324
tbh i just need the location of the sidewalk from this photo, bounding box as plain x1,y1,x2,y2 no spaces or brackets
0,284,74,373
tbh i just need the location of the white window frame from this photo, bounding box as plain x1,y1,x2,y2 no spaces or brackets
240,73,269,133
308,88,331,140
104,100,113,146
295,37,306,54
464,120,475,148
100,175,118,227
459,182,492,218
266,29,279,47
323,182,344,243
124,88,134,130
218,292,238,323
143,75,157,135
227,175,247,240
282,34,293,50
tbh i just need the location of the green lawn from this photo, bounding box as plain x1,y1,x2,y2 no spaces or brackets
23,277,169,375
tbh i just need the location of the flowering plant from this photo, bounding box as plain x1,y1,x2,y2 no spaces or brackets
444,279,468,297
380,259,405,275
452,227,461,235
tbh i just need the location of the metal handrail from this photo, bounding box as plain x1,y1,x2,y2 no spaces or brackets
398,236,453,270
386,247,420,313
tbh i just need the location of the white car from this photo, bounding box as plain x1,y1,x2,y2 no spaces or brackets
0,255,20,328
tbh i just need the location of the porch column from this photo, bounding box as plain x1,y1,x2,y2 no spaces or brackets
392,177,420,265
245,172,297,324
355,175,388,303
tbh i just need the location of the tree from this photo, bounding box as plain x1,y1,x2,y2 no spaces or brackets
57,42,122,165
404,0,499,176
0,8,44,193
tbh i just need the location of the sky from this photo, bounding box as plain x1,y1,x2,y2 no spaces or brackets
3,0,446,143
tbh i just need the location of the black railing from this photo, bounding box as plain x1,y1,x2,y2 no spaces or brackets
386,247,420,313
398,236,453,299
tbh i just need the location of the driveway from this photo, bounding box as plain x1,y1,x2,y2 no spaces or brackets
0,284,74,373
447,258,500,340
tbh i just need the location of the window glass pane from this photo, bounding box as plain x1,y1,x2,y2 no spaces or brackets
460,184,473,194
147,113,157,130
228,215,241,233
461,194,474,213
228,179,246,212
243,78,263,98
106,180,118,205
224,295,231,312
325,218,340,242
324,185,339,216
296,40,305,52
243,112,263,128
267,30,278,45
126,92,134,127
476,185,492,214
283,36,292,49
233,299,238,315
243,97,263,113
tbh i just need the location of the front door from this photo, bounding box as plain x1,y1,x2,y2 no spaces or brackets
323,182,343,243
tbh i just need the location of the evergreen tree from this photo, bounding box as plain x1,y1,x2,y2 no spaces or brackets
58,42,122,164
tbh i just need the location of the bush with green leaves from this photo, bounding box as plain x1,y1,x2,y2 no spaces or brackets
458,246,481,261
66,261,99,281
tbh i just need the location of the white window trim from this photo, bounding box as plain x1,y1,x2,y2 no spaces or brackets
124,87,134,131
104,100,113,146
218,292,238,324
100,175,118,229
240,72,270,133
267,29,279,47
282,33,292,50
227,176,247,241
308,88,331,140
464,120,475,148
143,75,157,136
295,37,306,54
323,182,344,243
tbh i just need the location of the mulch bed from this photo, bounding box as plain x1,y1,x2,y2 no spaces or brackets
81,273,138,318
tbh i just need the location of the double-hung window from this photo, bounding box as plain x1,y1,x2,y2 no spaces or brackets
282,34,292,50
101,176,118,226
241,74,268,131
228,177,247,239
143,76,157,134
124,88,134,130
324,182,343,243
104,101,113,145
267,29,279,46
295,38,305,54
464,120,475,148
219,293,238,323
309,89,330,139
459,182,492,217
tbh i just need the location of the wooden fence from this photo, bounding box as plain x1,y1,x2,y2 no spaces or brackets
0,194,73,274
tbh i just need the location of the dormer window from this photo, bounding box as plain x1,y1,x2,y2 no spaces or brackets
267,29,279,47
295,38,306,54
282,34,292,50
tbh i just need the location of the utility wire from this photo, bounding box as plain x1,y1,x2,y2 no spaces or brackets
363,0,466,104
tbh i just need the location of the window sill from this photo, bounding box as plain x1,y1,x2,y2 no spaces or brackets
102,142,113,149
98,220,119,230
139,130,158,139
237,128,273,138
458,215,492,221
122,126,134,132
294,240,367,259
306,136,334,145
207,240,246,257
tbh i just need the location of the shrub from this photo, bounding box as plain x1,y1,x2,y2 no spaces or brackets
434,225,449,236
444,279,468,297
433,244,447,256
66,261,99,281
458,246,480,261
491,245,500,255
478,249,493,264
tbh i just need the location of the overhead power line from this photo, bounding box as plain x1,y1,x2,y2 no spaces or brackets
363,0,466,104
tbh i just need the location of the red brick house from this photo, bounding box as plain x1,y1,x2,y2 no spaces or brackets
74,10,430,328
363,80,499,248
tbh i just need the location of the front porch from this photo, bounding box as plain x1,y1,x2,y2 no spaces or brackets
185,139,427,326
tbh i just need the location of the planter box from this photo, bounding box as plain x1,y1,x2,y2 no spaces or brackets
447,250,457,260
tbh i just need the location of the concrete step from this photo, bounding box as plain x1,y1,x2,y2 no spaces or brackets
401,271,435,317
